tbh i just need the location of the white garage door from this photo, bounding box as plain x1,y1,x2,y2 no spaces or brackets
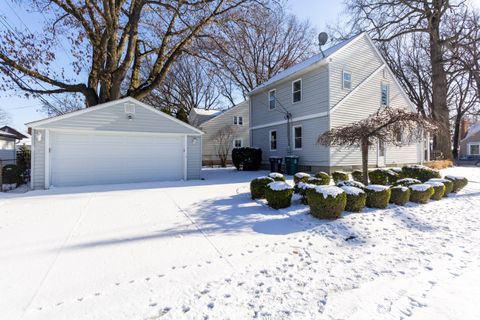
50,131,184,187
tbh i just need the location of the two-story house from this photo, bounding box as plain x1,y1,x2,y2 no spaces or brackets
249,33,428,173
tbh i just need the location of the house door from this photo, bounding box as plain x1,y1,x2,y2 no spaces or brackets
377,140,386,167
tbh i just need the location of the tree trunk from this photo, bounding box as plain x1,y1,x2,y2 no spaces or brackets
452,113,462,160
361,139,369,185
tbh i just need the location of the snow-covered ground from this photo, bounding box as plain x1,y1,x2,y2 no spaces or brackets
1,167,479,320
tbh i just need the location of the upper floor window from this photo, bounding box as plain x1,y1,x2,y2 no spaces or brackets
469,143,480,155
233,138,243,148
233,116,243,125
293,126,302,150
343,70,352,90
269,89,276,110
381,83,390,106
292,79,302,103
270,130,277,151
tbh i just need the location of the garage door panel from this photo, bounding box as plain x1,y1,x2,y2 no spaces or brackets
50,131,184,187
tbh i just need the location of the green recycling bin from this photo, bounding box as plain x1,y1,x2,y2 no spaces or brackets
284,155,299,175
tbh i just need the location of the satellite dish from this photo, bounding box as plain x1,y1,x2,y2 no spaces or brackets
318,32,329,58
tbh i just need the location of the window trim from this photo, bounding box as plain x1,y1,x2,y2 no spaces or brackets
233,115,243,125
468,142,480,155
292,125,303,150
342,70,352,90
233,138,243,148
269,129,277,151
381,82,390,106
268,89,276,110
292,78,302,104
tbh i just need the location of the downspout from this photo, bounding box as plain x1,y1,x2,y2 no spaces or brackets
286,112,292,154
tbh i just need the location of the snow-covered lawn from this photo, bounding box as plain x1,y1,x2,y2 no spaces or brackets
1,167,480,320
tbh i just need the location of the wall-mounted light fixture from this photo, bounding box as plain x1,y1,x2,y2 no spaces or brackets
36,132,42,142
192,137,198,145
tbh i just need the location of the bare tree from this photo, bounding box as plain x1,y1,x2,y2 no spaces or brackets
0,0,254,108
212,125,236,167
318,108,438,185
198,2,316,98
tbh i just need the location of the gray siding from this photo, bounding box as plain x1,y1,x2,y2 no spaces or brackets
187,135,202,179
32,129,45,189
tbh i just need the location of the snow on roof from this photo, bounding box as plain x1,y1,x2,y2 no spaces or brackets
463,122,480,140
249,33,363,94
192,108,222,116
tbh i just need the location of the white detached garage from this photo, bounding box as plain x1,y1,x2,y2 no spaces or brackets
27,97,203,189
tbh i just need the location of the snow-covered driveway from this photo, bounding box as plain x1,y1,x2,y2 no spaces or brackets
1,167,480,320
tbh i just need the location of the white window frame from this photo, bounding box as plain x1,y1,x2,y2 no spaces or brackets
468,142,480,155
293,125,302,150
381,82,390,106
233,138,243,148
233,116,243,125
269,130,277,151
292,79,302,103
342,70,352,90
268,89,276,110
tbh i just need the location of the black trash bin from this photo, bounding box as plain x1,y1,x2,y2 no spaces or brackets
284,155,299,175
269,156,283,173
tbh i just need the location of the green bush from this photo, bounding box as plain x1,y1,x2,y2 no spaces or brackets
293,172,311,185
365,185,391,209
268,172,286,182
368,168,400,185
445,175,468,192
425,181,446,200
390,186,411,206
2,164,23,185
332,171,349,183
402,165,441,182
409,184,435,204
314,171,331,185
306,186,346,219
297,182,316,205
351,170,364,182
308,177,329,186
265,182,294,209
337,180,366,190
394,178,422,187
340,186,367,212
428,178,453,196
250,176,275,199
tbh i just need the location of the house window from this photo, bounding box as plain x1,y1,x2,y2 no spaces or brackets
233,116,243,125
379,140,385,157
395,128,402,144
233,138,243,148
381,83,390,106
269,89,276,110
270,130,277,151
293,126,302,150
343,70,352,90
292,79,302,103
469,143,480,155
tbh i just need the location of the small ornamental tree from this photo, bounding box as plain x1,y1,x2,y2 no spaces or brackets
213,125,236,167
318,108,437,185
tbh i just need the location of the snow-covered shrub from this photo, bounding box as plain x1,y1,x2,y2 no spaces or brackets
331,171,349,183
394,178,422,187
402,165,441,182
337,180,366,190
308,177,328,186
2,164,22,185
293,172,311,185
265,182,294,209
306,186,346,219
424,181,446,200
314,171,331,185
390,186,411,206
445,175,468,192
351,170,364,182
428,178,453,196
250,176,274,199
297,182,316,205
368,169,390,185
408,184,434,204
268,172,286,182
365,185,391,209
341,186,366,212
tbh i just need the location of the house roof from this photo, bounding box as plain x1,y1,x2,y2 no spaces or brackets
0,126,28,140
462,122,480,141
199,101,248,128
249,33,364,95
192,108,222,116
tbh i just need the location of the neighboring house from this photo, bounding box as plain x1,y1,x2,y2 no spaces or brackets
190,101,249,165
27,97,203,189
188,108,222,127
0,126,28,165
249,33,428,173
459,121,480,159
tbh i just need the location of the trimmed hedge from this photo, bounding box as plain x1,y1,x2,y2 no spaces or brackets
308,177,329,186
390,186,411,206
428,178,453,196
337,180,366,190
297,182,316,205
265,182,294,209
332,171,349,183
314,172,331,185
351,170,364,182
445,175,468,192
250,176,275,199
306,186,346,219
268,172,286,182
365,185,391,209
341,186,367,212
402,165,441,182
293,172,311,185
2,164,23,185
409,184,434,204
232,147,262,171
394,178,422,187
424,181,446,200
368,168,400,185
